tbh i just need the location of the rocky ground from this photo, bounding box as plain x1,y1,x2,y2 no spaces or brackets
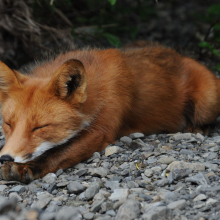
1,125,220,220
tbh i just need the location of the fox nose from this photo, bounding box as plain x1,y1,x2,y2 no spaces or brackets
0,155,14,163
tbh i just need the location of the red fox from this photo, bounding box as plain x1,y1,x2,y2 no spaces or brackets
0,45,219,183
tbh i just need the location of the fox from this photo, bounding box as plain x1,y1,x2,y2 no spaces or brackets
0,44,219,183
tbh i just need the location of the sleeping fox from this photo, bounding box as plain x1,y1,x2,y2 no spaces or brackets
0,45,219,183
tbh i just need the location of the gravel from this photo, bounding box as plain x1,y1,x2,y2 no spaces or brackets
1,130,220,219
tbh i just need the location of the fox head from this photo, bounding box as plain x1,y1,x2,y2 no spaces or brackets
0,59,89,163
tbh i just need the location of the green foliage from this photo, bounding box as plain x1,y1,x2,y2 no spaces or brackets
197,4,220,71
32,0,155,47
108,0,117,6
104,33,121,47
198,41,220,56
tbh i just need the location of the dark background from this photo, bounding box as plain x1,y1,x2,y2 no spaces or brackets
0,0,219,73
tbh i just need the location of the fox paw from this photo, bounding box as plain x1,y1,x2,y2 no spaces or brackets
0,162,34,183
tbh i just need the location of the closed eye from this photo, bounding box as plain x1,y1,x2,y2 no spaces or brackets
5,122,11,128
32,124,49,132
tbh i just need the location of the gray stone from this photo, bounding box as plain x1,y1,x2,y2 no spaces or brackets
91,198,106,212
115,199,140,220
193,194,207,202
207,152,218,160
147,157,157,164
40,212,55,220
167,161,205,172
93,189,110,200
168,168,192,182
154,178,169,187
109,189,129,201
57,181,69,187
48,183,57,194
163,192,178,204
83,212,94,220
130,139,146,150
67,181,85,194
186,173,210,186
9,185,27,194
88,167,107,177
127,181,139,188
173,133,191,140
32,193,52,209
42,173,57,184
101,202,113,213
158,156,176,164
179,149,195,156
151,166,162,172
196,133,205,141
87,152,100,163
202,162,218,171
144,169,153,177
105,146,121,156
55,207,82,220
199,185,220,193
167,199,186,210
142,206,171,220
209,145,219,152
84,181,100,200
206,198,218,206
106,210,116,217
75,169,87,177
0,185,7,192
129,132,145,139
8,192,22,202
0,196,17,214
120,136,132,146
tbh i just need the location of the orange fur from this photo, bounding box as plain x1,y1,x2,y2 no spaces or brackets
0,45,220,182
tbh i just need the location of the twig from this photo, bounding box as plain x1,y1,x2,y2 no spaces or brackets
54,8,72,27
204,18,220,42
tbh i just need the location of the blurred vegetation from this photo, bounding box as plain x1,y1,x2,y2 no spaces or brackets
197,4,220,71
0,0,219,70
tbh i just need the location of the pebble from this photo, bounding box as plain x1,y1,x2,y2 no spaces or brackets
8,192,22,202
67,181,85,194
120,136,132,146
115,199,140,220
158,156,176,164
105,146,121,156
185,173,210,186
144,169,153,177
167,199,186,210
83,212,94,220
167,161,205,171
109,189,129,201
0,185,7,192
193,194,207,202
84,181,100,200
88,167,107,177
42,173,57,184
55,207,82,220
142,206,171,220
172,133,192,140
129,132,145,139
9,185,27,194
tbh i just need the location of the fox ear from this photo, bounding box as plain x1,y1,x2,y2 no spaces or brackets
47,59,87,103
0,61,22,99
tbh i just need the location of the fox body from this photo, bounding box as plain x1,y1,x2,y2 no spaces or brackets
0,45,219,182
